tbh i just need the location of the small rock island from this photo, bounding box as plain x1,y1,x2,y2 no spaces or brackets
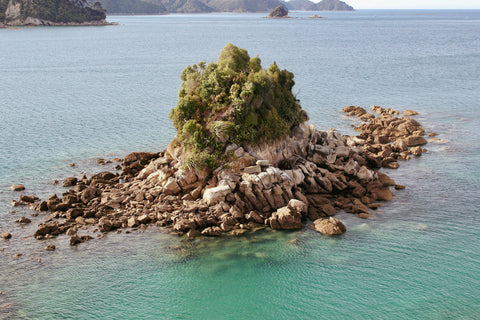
8,44,430,247
0,0,108,27
267,5,289,18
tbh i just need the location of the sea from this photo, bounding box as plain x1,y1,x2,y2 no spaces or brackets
1,10,479,319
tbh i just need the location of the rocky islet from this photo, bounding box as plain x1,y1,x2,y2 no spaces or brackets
5,105,431,248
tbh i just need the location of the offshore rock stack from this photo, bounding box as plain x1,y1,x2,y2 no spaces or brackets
8,106,429,246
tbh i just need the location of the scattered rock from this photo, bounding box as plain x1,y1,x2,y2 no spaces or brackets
19,195,38,203
16,217,31,224
70,235,93,246
404,109,419,116
10,184,25,191
45,245,56,251
1,232,12,239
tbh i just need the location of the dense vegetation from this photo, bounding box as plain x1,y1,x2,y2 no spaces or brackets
169,44,308,169
1,0,106,24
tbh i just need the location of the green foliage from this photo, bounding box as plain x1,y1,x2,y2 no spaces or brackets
169,43,308,169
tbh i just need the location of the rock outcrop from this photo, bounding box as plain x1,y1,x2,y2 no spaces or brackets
267,5,288,18
12,105,429,246
343,105,428,169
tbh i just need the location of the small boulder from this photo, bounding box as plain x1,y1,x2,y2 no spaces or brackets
127,217,139,228
19,195,38,203
358,213,370,219
80,187,97,204
34,222,60,238
404,109,419,116
17,217,31,224
70,235,93,246
1,232,12,239
410,146,423,156
405,136,428,147
10,184,25,191
123,152,158,166
313,217,347,235
45,245,56,251
62,177,78,187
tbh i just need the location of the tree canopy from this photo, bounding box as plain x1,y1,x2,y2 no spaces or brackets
169,43,308,169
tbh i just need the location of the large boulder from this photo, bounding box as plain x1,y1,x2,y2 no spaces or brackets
313,217,346,235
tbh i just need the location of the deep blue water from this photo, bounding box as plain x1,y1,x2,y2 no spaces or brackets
1,10,479,319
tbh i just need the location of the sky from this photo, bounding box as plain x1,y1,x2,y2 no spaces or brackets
310,0,480,9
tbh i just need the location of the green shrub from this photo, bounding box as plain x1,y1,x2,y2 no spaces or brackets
169,43,308,169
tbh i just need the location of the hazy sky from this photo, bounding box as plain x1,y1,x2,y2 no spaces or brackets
311,0,480,9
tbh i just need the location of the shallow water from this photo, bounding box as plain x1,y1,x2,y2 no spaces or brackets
1,10,480,319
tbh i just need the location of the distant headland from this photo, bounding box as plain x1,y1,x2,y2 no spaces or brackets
88,0,353,16
0,0,354,26
0,0,109,27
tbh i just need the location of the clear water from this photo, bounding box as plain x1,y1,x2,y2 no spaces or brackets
1,10,480,319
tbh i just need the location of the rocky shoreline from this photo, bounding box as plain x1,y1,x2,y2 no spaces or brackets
5,106,431,248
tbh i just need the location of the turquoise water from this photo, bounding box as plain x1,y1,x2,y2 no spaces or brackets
1,10,480,319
